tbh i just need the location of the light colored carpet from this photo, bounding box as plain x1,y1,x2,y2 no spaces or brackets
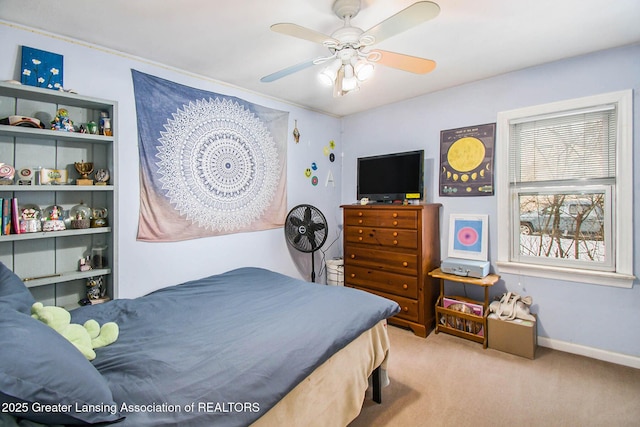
350,325,640,427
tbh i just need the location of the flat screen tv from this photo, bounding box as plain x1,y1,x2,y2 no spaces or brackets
357,150,424,203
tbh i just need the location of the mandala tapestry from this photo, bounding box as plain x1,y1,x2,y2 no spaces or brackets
132,70,288,241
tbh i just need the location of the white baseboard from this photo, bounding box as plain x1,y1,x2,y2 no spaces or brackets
538,337,640,369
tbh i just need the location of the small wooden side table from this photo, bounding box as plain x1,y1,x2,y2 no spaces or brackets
429,268,500,348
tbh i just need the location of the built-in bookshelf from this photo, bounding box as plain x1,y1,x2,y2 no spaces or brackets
0,81,117,308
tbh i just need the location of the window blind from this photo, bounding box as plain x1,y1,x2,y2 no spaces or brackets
509,106,617,184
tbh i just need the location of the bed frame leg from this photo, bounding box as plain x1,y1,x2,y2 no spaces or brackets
372,366,382,404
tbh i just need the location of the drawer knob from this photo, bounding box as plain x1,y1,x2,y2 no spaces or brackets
403,284,408,290
392,213,398,218
358,212,363,217
358,237,363,241
358,219,363,224
351,254,356,259
402,261,408,267
350,273,356,278
402,306,409,312
393,240,398,245
393,221,398,226
393,232,398,237
358,229,363,234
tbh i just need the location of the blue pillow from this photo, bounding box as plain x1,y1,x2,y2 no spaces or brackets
0,262,35,314
0,310,122,425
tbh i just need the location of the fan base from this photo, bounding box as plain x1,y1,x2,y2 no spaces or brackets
333,0,360,20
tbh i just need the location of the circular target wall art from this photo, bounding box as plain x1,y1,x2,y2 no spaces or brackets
447,214,488,261
439,123,495,197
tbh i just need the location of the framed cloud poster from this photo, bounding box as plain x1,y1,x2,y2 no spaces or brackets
448,214,488,261
439,123,495,196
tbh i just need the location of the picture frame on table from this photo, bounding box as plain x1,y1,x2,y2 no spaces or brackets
448,213,489,261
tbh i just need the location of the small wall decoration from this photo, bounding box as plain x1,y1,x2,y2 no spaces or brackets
20,46,64,90
439,123,495,196
292,120,300,143
448,214,488,261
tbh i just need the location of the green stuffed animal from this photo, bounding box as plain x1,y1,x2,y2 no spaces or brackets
31,302,118,361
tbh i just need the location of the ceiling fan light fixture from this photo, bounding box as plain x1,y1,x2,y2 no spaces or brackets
354,59,374,81
341,64,358,92
342,78,357,92
263,0,440,97
318,71,334,86
319,58,342,86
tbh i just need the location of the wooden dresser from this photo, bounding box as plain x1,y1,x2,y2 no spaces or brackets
342,204,441,337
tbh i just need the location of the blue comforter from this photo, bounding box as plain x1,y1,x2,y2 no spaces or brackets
70,267,399,426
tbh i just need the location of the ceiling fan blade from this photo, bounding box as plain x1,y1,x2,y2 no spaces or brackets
260,60,316,83
363,1,440,45
271,23,337,45
372,49,436,74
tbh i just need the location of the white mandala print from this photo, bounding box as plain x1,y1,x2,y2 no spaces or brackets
156,98,280,232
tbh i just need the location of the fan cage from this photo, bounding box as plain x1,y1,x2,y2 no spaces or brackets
285,204,328,253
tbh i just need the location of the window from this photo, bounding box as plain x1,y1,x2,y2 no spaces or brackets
496,90,634,288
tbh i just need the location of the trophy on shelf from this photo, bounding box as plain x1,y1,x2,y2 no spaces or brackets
74,161,94,185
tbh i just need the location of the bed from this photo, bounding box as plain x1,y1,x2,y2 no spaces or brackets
0,263,399,426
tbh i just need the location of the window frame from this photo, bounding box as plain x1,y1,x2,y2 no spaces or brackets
496,90,635,288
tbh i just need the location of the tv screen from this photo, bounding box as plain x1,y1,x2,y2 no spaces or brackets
357,150,424,202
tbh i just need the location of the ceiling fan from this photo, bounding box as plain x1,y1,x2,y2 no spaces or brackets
261,0,440,97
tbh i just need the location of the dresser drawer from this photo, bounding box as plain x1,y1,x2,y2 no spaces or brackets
345,226,418,249
345,209,418,229
345,245,418,276
348,285,419,323
345,265,418,299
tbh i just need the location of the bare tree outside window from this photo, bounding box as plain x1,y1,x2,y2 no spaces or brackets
518,193,605,263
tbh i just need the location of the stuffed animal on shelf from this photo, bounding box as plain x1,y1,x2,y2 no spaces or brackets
30,302,118,360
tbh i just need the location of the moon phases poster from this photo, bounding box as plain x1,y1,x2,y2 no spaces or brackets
439,123,495,196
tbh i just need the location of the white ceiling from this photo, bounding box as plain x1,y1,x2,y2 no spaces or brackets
1,0,639,117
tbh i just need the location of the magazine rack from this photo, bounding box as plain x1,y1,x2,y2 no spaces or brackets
429,268,499,348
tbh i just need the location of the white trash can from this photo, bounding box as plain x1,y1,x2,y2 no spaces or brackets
326,258,344,286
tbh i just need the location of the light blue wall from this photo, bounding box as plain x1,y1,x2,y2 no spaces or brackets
340,44,640,358
0,23,343,298
2,22,638,360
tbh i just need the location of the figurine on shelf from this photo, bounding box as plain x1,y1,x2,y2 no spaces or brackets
94,168,109,185
91,207,108,228
79,256,92,272
86,276,105,300
86,121,98,135
42,204,66,232
99,111,112,136
70,201,91,229
19,204,42,233
51,108,75,132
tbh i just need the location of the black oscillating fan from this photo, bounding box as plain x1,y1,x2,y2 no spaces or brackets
285,204,328,282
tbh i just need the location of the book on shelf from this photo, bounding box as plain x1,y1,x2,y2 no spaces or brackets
11,197,20,235
0,197,22,235
1,198,10,235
